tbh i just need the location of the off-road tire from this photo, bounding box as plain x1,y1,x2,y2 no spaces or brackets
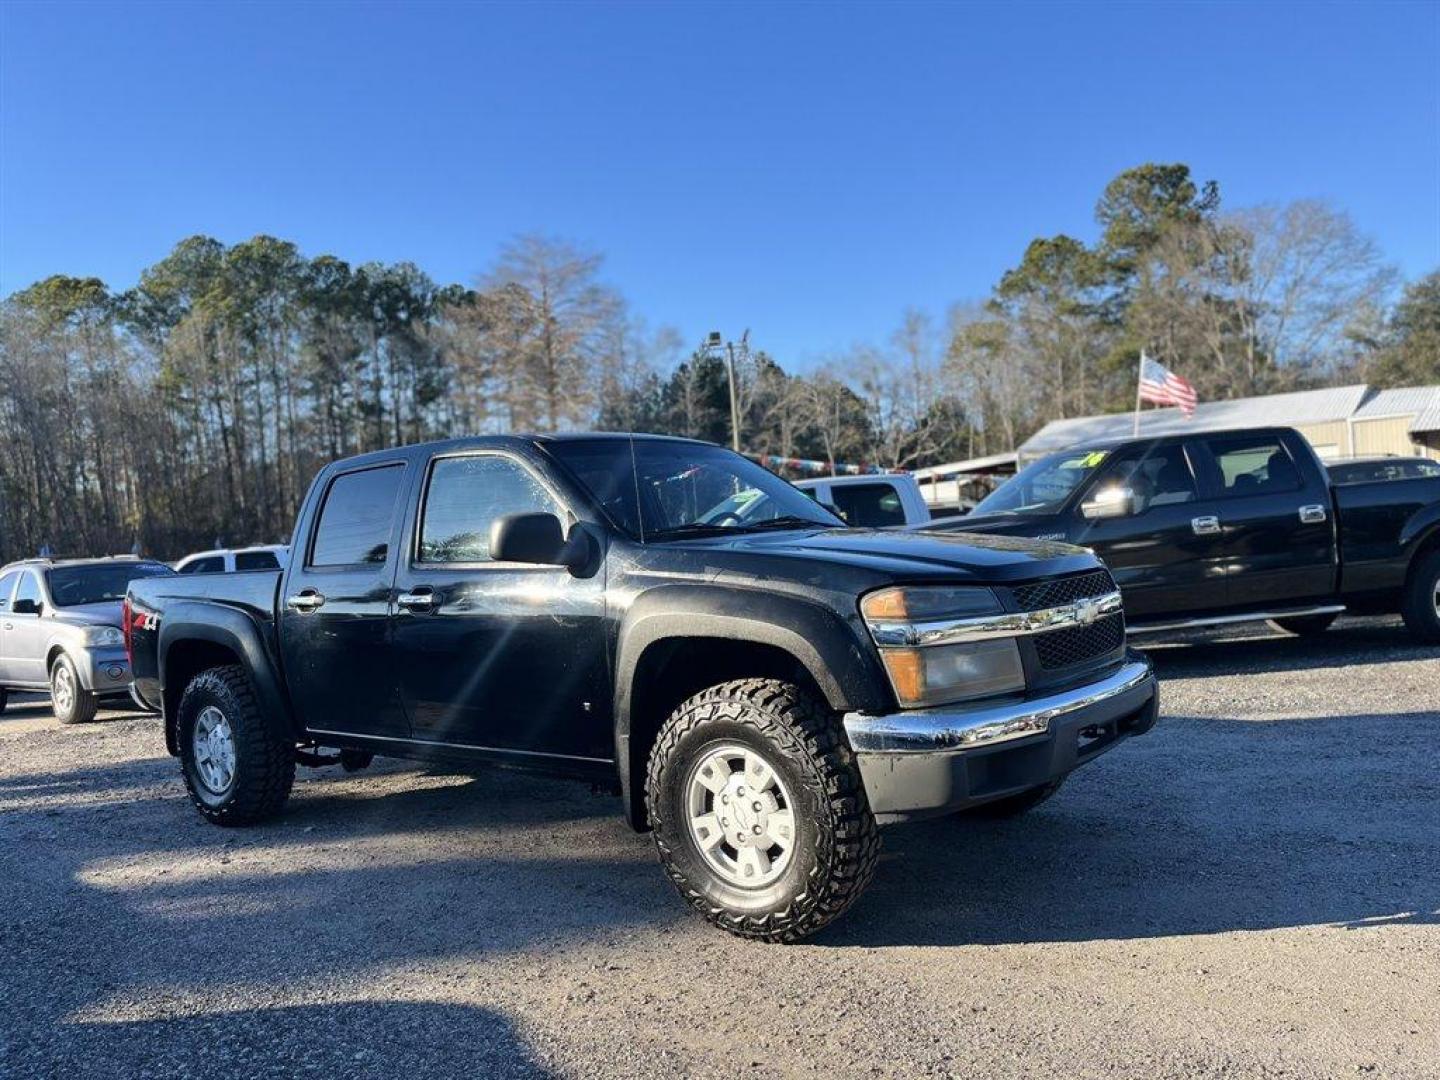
50,654,98,725
178,665,294,826
965,776,1066,819
1401,549,1440,644
1268,612,1339,636
645,678,880,942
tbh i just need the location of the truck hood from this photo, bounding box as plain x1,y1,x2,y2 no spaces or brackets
926,511,1069,541
670,526,1097,584
49,601,123,628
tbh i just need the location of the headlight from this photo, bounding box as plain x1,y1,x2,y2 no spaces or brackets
860,586,1026,708
86,626,124,647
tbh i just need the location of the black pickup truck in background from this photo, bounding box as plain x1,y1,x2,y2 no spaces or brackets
920,427,1440,642
126,434,1158,941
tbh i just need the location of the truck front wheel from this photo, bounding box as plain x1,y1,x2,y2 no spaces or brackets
1401,549,1440,644
177,665,294,826
645,678,880,942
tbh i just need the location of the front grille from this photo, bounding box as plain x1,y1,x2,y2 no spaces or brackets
1034,613,1125,670
1012,569,1115,612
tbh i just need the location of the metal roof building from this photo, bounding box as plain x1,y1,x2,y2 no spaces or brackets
1017,384,1440,462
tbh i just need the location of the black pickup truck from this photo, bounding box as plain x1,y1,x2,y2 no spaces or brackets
922,427,1440,641
126,434,1158,941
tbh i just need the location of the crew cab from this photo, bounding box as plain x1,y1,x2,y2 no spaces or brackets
921,427,1440,641
127,435,1157,941
0,556,174,722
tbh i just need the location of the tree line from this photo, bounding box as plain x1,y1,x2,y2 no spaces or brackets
1,162,1435,563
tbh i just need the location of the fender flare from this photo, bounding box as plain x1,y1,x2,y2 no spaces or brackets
158,602,294,753
611,583,890,829
1399,504,1440,557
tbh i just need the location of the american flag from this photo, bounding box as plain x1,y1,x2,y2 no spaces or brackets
1138,353,1198,417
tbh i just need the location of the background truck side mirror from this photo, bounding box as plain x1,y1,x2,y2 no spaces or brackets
1080,485,1136,520
490,512,588,570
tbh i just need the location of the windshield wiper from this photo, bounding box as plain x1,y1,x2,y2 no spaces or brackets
646,522,739,540
735,515,843,532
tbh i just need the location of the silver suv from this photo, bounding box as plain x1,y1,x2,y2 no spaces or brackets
0,557,174,723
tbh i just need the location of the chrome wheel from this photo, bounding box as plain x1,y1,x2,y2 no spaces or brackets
192,705,237,795
51,662,74,715
686,743,797,889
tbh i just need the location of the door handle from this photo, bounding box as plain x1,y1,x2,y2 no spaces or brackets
1191,515,1222,536
396,590,437,613
286,591,326,612
1299,504,1328,524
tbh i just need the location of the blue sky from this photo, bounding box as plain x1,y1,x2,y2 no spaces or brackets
2,0,1437,366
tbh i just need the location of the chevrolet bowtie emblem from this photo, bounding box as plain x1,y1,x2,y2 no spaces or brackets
1074,597,1102,627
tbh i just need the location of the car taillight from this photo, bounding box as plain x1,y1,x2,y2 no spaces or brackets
122,597,133,664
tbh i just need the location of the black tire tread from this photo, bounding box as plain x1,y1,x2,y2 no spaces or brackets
645,677,880,943
179,664,294,826
1401,549,1440,644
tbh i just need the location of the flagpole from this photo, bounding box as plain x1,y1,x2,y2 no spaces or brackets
1133,349,1145,436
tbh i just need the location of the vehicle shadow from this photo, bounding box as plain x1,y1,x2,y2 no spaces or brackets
11,1000,556,1079
1135,617,1437,679
821,709,1440,948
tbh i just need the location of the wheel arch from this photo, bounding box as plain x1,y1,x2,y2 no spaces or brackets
612,585,889,831
158,605,294,756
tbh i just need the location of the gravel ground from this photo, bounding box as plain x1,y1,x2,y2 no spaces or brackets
2,616,1437,1079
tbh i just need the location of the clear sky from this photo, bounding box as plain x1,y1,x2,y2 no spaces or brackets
2,0,1437,366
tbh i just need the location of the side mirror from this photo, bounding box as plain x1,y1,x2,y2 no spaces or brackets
490,512,587,570
11,598,41,616
1080,485,1136,520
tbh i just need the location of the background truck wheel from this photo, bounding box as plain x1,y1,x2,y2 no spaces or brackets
1401,549,1440,644
339,749,373,772
178,665,294,826
1268,612,1339,636
964,777,1066,819
50,654,98,725
645,677,880,943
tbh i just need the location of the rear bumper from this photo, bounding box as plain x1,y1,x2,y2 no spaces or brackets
842,657,1158,823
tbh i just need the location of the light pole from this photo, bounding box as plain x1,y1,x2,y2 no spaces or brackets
704,330,749,452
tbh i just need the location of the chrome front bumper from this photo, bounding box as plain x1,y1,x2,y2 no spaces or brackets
843,659,1158,823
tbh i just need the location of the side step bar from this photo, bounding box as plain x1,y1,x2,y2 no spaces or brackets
1127,604,1347,636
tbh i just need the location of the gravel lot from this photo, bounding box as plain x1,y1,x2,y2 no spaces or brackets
2,616,1437,1079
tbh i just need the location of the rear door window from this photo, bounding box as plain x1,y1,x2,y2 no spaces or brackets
0,570,18,610
180,556,225,574
235,550,281,571
1204,435,1302,496
831,483,907,527
310,465,405,567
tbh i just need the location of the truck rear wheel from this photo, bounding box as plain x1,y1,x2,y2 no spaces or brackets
1268,612,1339,636
1401,549,1440,644
51,654,98,725
645,678,879,942
177,665,294,826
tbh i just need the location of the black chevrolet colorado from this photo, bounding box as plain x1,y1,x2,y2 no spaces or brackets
126,434,1158,940
922,427,1440,642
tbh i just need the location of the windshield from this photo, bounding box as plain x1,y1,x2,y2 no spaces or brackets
45,562,174,607
973,448,1112,516
545,438,842,539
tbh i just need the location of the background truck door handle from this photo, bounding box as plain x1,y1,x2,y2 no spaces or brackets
396,589,437,613
1191,515,1221,536
1299,504,1328,524
286,591,325,612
